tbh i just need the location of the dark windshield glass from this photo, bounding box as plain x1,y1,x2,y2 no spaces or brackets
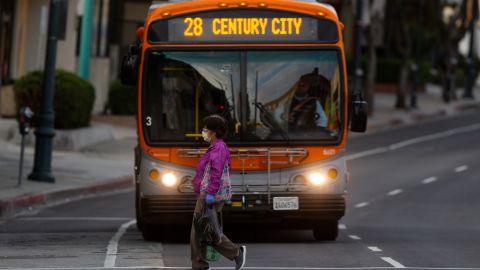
143,50,342,145
246,51,341,141
143,51,241,143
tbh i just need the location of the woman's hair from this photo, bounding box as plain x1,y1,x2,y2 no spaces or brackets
203,114,228,139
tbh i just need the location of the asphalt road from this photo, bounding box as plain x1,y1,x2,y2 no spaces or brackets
1,112,480,270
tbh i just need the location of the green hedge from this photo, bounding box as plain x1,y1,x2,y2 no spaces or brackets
108,80,137,115
14,70,95,129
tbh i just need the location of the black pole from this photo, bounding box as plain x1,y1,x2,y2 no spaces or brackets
17,135,26,187
96,0,104,57
464,0,477,99
28,0,60,183
353,0,364,100
410,0,423,108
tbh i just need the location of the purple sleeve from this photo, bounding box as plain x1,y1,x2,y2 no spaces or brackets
205,145,228,195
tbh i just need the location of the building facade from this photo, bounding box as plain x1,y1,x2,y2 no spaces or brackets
0,0,150,117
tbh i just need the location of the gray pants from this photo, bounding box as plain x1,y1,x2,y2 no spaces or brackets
190,198,240,268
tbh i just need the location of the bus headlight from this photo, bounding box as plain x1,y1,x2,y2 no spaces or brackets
178,175,194,193
162,172,177,187
308,172,327,186
290,175,307,185
307,167,339,186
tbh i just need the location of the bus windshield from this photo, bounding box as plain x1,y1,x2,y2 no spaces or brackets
143,50,342,145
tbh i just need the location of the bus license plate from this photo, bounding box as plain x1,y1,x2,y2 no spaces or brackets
273,197,299,210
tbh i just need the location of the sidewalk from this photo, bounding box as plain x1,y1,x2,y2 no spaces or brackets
363,84,480,134
0,118,137,221
1,84,479,221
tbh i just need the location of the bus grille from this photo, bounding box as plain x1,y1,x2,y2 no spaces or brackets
141,194,344,212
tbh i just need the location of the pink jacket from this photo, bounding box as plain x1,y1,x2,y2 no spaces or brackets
193,139,231,195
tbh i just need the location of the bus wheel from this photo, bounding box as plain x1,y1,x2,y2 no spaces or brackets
135,183,143,231
313,220,339,241
142,223,170,241
141,224,158,241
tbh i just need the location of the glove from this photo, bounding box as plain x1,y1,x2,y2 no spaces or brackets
205,193,215,205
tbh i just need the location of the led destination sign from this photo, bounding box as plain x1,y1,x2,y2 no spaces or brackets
148,10,339,43
185,17,304,36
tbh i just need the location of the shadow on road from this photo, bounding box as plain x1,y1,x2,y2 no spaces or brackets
136,227,337,244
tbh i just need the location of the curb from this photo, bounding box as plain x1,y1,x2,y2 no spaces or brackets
366,100,480,133
0,175,133,221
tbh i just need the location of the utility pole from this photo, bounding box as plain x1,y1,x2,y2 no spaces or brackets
78,0,94,80
464,0,478,99
28,0,62,183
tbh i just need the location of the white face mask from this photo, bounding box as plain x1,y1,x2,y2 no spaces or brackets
202,130,211,142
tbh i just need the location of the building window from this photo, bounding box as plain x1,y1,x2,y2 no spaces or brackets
0,0,15,83
75,0,110,58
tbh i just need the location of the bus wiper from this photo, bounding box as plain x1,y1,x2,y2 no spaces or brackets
230,74,237,122
253,102,290,142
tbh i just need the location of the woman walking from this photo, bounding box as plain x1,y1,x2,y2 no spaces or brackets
191,115,246,270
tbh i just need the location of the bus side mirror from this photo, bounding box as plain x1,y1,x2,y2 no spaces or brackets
121,44,140,86
350,100,368,132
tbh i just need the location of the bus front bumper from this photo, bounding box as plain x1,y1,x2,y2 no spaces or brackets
140,194,345,228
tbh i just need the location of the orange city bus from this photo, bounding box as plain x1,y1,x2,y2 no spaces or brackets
121,0,367,241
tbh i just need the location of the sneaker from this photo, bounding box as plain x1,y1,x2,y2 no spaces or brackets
234,245,246,270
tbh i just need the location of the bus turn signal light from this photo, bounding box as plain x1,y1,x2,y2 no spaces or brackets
328,168,338,179
149,169,160,181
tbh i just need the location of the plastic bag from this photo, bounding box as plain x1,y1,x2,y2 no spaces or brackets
193,205,223,246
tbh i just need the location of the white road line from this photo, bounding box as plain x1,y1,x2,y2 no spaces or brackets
104,219,136,268
0,267,395,270
368,246,383,252
0,266,191,270
454,165,469,173
345,147,390,160
381,257,406,268
387,189,403,196
349,235,362,240
17,217,132,221
355,202,370,208
3,266,480,270
338,224,347,230
346,123,480,161
422,176,438,184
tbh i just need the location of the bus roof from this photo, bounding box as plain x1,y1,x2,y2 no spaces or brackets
148,0,338,18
